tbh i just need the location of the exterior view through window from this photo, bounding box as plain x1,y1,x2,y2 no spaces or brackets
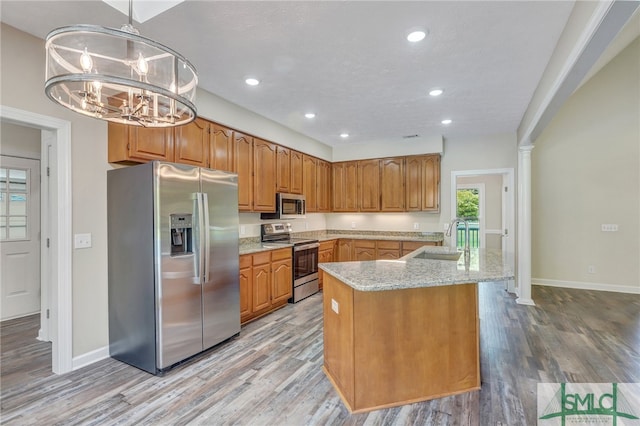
456,188,480,248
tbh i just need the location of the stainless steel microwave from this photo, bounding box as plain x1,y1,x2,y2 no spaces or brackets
260,193,306,220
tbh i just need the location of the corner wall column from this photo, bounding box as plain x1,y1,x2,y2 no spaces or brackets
516,145,535,306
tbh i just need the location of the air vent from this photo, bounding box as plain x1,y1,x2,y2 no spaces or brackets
402,134,420,139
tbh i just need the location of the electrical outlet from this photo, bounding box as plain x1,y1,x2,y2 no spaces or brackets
413,223,420,230
305,222,309,230
74,233,92,249
588,265,596,274
240,225,246,235
601,224,618,232
331,298,339,314
351,221,356,229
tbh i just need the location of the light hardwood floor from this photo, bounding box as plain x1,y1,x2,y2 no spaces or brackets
1,283,639,425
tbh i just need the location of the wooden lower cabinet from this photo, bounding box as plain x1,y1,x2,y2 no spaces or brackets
376,241,401,260
318,240,337,290
353,240,376,261
337,239,353,262
239,248,292,324
401,240,439,256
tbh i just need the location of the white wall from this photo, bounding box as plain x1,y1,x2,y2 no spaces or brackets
1,23,110,356
332,135,443,162
531,36,640,292
0,122,41,159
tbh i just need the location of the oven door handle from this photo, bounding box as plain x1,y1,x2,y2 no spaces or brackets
294,242,320,251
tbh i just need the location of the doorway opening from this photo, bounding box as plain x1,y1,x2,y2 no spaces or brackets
455,185,482,249
0,105,72,374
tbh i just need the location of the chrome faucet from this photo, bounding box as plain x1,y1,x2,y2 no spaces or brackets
446,218,471,258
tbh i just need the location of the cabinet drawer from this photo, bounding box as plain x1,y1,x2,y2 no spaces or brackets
377,240,401,250
271,247,292,261
252,251,271,266
353,239,376,249
240,254,251,268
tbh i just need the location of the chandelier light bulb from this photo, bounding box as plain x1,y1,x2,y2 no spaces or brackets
80,48,93,72
137,53,149,75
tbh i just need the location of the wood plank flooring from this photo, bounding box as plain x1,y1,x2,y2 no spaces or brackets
1,283,639,425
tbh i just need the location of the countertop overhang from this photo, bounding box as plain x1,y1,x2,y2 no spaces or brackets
319,247,514,291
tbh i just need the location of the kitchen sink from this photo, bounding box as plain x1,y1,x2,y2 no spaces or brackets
411,251,462,261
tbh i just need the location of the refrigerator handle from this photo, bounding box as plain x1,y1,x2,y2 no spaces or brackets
195,192,205,285
202,192,211,284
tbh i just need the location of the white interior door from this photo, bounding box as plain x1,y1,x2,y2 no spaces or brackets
0,155,41,320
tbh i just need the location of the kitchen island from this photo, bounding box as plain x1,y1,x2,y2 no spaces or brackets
319,247,514,413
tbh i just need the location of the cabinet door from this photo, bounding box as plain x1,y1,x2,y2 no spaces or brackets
318,243,335,290
422,155,441,212
380,158,404,211
276,146,291,193
337,239,353,262
405,156,422,211
108,122,174,163
303,155,317,212
353,240,376,261
234,132,253,211
376,241,401,260
239,256,252,324
252,262,271,313
174,117,209,167
316,159,331,212
271,258,293,304
253,138,277,212
358,159,380,212
290,150,304,195
210,123,234,172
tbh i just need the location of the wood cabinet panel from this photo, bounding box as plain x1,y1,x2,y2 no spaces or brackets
234,132,253,211
421,155,440,212
272,256,293,304
108,122,174,164
380,158,404,211
318,240,337,290
332,162,358,212
290,150,304,195
239,255,252,323
252,263,271,313
303,155,317,212
353,240,376,261
174,117,209,167
316,159,331,212
376,240,401,260
358,159,380,212
337,239,353,262
210,123,234,172
276,146,291,193
253,138,277,212
401,240,439,256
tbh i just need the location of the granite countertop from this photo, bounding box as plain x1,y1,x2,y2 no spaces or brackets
239,242,292,255
319,233,443,243
319,246,514,292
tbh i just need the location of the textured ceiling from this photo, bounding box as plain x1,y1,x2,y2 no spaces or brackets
0,1,576,147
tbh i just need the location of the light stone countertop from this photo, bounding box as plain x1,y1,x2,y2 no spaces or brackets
319,246,514,292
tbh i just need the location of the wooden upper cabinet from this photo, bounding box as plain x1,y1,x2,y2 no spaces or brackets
234,132,253,212
174,118,209,167
316,159,331,212
422,154,441,212
108,122,174,164
332,161,358,212
358,159,381,212
210,123,234,172
289,150,304,195
276,146,291,193
406,154,441,212
303,155,317,212
253,138,277,212
380,157,405,211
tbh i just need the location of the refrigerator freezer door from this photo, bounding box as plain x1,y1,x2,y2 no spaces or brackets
156,162,203,369
200,168,241,349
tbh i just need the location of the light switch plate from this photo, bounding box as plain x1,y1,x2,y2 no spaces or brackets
74,233,92,249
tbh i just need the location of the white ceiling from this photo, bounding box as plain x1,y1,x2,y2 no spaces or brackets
0,1,582,147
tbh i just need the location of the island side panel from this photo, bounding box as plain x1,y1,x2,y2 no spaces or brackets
352,283,480,411
322,273,356,408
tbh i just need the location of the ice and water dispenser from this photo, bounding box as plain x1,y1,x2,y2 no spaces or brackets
170,214,193,255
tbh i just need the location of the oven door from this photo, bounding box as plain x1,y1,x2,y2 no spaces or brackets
293,242,319,284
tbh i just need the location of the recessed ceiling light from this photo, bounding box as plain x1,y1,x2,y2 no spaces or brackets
441,119,452,125
245,78,260,86
407,30,427,43
429,89,444,97
305,112,316,119
340,133,349,138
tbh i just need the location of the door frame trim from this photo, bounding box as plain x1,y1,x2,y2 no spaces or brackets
0,105,73,374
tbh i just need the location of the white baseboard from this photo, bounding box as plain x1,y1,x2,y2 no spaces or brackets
72,346,110,371
533,278,640,294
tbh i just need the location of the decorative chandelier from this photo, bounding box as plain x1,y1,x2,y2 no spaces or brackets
44,0,197,127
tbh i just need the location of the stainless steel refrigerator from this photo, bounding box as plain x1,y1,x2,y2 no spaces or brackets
107,161,240,375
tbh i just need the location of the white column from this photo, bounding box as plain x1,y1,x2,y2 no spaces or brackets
516,145,535,305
